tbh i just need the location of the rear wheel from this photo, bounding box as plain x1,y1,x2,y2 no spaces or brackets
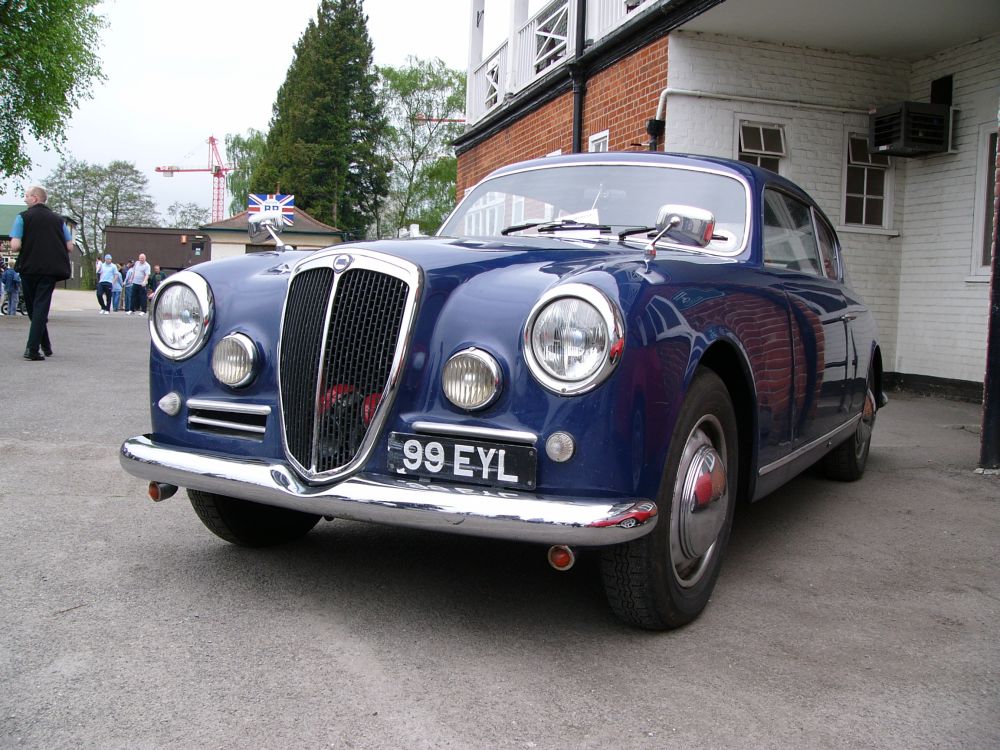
601,369,738,630
823,371,877,481
188,489,321,547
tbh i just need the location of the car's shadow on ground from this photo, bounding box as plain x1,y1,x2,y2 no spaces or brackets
149,466,863,638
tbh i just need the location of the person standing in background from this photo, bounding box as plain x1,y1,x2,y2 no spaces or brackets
95,253,116,314
149,264,166,294
130,253,151,316
123,262,134,314
111,264,124,313
9,186,73,360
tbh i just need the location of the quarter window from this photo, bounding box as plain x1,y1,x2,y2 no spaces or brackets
814,213,842,280
845,135,890,227
739,122,785,173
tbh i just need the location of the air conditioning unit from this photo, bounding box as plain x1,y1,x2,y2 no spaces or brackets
868,101,952,157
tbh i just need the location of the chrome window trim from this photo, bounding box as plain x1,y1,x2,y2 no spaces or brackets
440,160,752,257
278,248,423,483
523,282,625,396
149,270,213,360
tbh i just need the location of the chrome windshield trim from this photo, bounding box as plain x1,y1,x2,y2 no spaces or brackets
186,399,271,416
758,415,861,477
120,435,656,546
411,421,538,445
439,160,752,257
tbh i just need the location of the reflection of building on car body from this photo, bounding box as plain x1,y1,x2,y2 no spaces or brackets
121,152,885,630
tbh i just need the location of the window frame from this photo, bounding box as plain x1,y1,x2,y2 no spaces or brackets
588,129,609,153
841,129,893,231
737,118,787,175
970,122,998,279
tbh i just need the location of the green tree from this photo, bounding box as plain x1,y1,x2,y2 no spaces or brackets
166,201,210,228
377,58,465,236
46,159,158,287
253,0,389,238
225,129,267,216
0,1,105,183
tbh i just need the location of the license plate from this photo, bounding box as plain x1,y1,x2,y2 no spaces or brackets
387,432,536,491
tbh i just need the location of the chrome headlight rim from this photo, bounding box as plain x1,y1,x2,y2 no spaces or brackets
523,283,625,395
212,332,258,388
149,271,213,361
442,347,503,411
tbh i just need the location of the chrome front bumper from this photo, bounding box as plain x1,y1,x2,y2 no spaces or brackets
119,435,658,546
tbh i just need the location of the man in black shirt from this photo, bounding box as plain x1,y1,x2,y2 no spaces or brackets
10,186,73,360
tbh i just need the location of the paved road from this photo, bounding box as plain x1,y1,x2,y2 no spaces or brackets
1,292,998,749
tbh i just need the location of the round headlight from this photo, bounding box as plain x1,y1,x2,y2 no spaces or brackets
442,348,501,410
212,333,257,388
524,284,624,395
151,272,212,360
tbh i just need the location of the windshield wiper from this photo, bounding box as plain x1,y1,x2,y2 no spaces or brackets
617,226,656,241
501,219,611,235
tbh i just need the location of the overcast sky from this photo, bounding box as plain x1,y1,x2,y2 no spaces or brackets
2,0,511,219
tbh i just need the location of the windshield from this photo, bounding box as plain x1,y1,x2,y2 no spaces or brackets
439,162,749,254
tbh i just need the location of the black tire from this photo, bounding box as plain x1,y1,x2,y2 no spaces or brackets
601,368,738,630
823,370,877,482
188,489,321,547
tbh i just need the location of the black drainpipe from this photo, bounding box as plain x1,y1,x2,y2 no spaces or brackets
981,185,1000,469
570,0,588,153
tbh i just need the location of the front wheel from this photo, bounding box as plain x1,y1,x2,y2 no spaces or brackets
188,489,321,547
601,368,738,630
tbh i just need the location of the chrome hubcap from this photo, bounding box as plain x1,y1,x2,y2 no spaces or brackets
670,416,729,588
856,386,877,458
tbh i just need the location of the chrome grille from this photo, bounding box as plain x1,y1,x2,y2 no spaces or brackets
279,264,410,477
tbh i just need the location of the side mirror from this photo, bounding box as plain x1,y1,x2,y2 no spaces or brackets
653,204,716,248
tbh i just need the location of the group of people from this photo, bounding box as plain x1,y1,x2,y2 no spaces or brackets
6,184,172,360
1,259,21,315
94,253,165,315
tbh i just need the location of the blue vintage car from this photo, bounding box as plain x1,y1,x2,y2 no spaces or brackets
120,152,884,629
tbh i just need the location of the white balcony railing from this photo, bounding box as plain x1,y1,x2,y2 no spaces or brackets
468,0,655,125
470,42,509,122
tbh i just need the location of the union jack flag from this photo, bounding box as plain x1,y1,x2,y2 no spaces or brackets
247,193,295,226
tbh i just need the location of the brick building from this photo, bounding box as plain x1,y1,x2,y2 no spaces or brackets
456,0,1000,400
105,226,212,273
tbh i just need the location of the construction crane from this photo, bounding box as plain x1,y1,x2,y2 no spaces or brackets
155,135,232,223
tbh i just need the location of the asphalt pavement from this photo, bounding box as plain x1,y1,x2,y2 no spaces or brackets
1,289,998,749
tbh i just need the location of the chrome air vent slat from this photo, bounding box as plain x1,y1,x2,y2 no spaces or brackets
186,400,269,440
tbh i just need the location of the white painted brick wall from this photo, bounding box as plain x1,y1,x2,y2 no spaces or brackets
895,34,1000,383
664,30,1000,384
